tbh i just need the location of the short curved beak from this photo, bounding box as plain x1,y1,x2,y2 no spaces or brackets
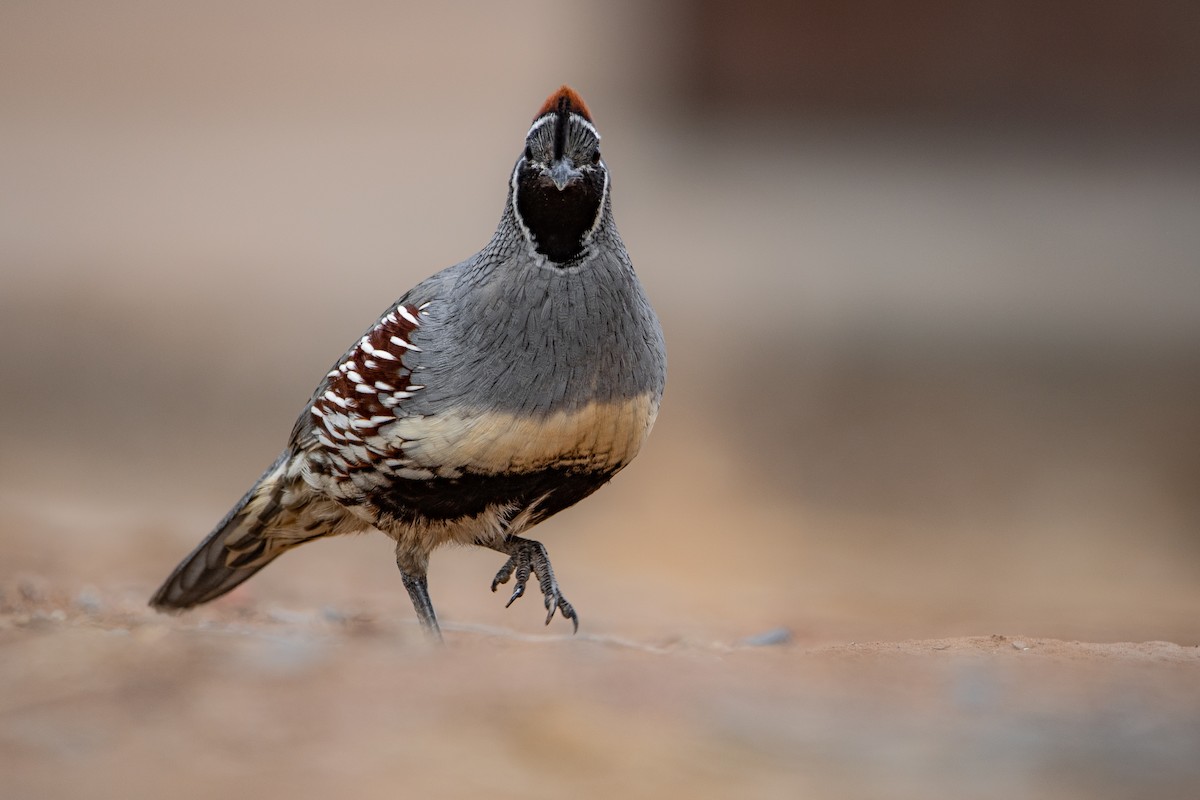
547,158,581,191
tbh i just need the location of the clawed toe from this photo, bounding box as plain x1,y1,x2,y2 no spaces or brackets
491,557,524,605
488,537,578,632
545,590,578,631
490,558,516,593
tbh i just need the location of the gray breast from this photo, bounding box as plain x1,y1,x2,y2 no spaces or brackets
406,244,666,420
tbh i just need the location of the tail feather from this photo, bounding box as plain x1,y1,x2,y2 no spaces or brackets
150,453,292,611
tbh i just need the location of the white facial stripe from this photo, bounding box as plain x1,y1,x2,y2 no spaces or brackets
572,114,599,140
510,161,533,245
583,166,610,243
524,114,556,139
524,112,600,147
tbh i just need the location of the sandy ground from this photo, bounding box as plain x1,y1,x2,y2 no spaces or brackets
3,576,1199,800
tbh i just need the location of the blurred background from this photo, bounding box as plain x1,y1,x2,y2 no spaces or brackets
3,2,1199,798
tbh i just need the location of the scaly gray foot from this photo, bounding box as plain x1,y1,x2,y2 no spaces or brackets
490,537,578,632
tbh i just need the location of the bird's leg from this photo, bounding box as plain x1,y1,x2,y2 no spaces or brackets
396,549,441,642
484,536,578,632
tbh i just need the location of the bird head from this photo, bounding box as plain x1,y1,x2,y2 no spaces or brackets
511,86,609,265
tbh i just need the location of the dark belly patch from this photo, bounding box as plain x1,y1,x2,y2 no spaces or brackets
370,467,617,526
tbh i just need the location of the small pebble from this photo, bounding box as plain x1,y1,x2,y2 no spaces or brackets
75,587,102,613
1011,640,1029,651
321,605,349,624
741,627,793,647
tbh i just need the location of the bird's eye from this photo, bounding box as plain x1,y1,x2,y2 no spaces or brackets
524,145,534,160
591,150,601,165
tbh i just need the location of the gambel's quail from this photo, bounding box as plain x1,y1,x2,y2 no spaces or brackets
150,86,667,639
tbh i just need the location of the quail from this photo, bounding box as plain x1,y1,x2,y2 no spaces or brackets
150,86,667,639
